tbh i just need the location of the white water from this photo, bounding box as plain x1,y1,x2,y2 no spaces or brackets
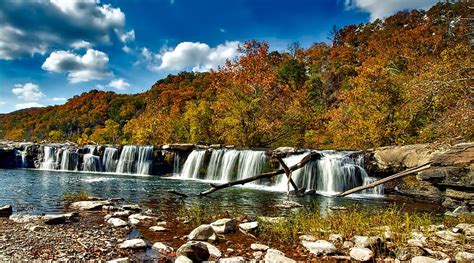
179,150,207,179
102,147,118,173
83,154,102,172
40,146,57,170
137,146,153,175
116,145,138,174
60,148,78,171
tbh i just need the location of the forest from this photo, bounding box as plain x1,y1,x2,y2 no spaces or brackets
0,2,471,150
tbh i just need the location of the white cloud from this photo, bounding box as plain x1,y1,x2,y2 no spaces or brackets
345,0,438,21
15,102,44,110
141,41,240,72
0,101,6,105
97,78,131,90
0,0,132,59
12,83,45,101
116,29,135,43
42,49,112,83
51,97,66,101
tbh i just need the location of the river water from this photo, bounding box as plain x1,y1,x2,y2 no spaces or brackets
0,169,441,216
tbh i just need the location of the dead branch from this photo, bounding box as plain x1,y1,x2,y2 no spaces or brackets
274,155,299,193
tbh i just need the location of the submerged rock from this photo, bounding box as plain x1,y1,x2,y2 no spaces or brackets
188,224,218,241
210,218,237,234
301,240,336,255
349,248,374,262
118,239,147,249
275,201,303,208
176,241,210,262
264,249,296,263
0,205,13,217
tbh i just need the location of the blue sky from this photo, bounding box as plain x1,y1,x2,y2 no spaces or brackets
0,0,438,113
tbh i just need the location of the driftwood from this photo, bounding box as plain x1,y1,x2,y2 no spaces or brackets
168,189,189,198
274,155,299,193
337,162,433,197
199,151,321,196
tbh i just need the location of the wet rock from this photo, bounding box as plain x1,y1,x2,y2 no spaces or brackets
210,218,237,234
250,243,269,251
264,248,296,263
455,251,474,262
175,255,193,263
301,240,336,255
128,214,158,226
0,205,13,217
107,218,128,227
9,214,42,223
107,258,130,263
152,242,174,254
122,204,141,212
71,200,112,210
200,242,222,258
188,224,218,241
219,256,246,262
305,189,316,196
394,247,424,261
411,256,437,263
239,221,258,232
118,239,147,249
149,226,167,232
176,241,210,262
349,247,374,262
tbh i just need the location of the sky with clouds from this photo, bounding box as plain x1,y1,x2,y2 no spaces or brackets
0,0,439,113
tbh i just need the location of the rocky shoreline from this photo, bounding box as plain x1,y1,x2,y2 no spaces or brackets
1,199,473,262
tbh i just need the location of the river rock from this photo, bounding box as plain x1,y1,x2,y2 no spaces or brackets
299,235,317,242
455,251,474,262
128,214,158,226
107,257,130,263
250,243,269,251
275,201,303,208
210,218,237,234
188,224,218,241
107,217,128,227
149,226,167,232
239,221,258,232
264,248,296,263
454,223,473,236
122,204,141,212
407,239,426,248
349,248,374,261
71,200,112,210
43,213,77,225
112,211,132,218
219,256,246,262
301,240,336,255
119,239,147,249
0,205,13,217
342,241,354,249
411,256,437,263
353,236,370,248
200,242,222,258
394,247,424,261
152,242,174,254
258,216,286,224
329,234,343,243
9,214,42,223
176,241,210,262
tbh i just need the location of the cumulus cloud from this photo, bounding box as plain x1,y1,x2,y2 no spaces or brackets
96,78,131,90
345,0,438,21
15,102,45,110
0,0,132,59
42,49,112,83
12,83,45,101
141,41,240,72
117,30,135,43
51,97,66,101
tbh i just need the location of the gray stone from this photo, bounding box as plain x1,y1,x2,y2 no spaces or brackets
188,224,218,241
455,251,474,262
118,239,147,249
175,255,193,263
435,230,461,241
455,223,473,236
219,256,246,262
176,241,210,262
43,214,68,225
210,218,237,234
149,226,167,232
239,221,258,232
107,217,128,227
200,242,222,258
107,257,130,263
71,200,112,210
328,234,343,243
301,240,336,255
353,236,370,248
349,248,374,262
152,242,174,254
342,241,354,249
112,211,132,218
410,256,437,263
0,205,13,217
128,213,158,226
299,235,317,242
250,243,269,251
394,247,424,261
122,204,141,212
9,214,42,223
264,249,296,263
407,239,425,248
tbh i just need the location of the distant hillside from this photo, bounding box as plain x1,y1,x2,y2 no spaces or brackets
1,2,471,149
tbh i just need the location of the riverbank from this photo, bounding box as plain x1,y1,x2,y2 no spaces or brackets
1,198,473,262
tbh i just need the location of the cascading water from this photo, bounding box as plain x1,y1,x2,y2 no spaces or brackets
173,152,181,174
40,146,57,170
218,150,240,182
102,147,119,173
60,148,78,171
137,146,153,175
116,145,138,174
236,150,267,182
179,150,207,179
83,154,102,172
206,149,226,180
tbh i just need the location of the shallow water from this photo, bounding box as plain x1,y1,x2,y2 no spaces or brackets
0,169,441,215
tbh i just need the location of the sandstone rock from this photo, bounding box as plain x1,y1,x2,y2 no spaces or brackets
349,247,374,261
454,223,473,236
128,214,158,226
149,226,167,232
122,204,141,212
71,200,112,210
301,240,336,255
210,218,237,234
107,218,128,227
239,221,258,232
264,249,296,263
9,214,42,223
299,235,317,242
162,143,195,151
353,236,370,248
455,251,474,263
107,257,130,263
253,251,264,260
200,241,222,258
152,242,174,254
118,239,147,249
112,211,132,218
188,224,218,241
342,241,354,249
329,234,343,243
0,205,13,217
250,243,269,251
175,255,193,263
394,247,424,261
176,241,210,262
410,256,437,263
407,239,425,248
219,256,246,262
43,214,68,225
435,230,461,241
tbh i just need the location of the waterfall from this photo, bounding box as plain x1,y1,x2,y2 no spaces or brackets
83,154,102,172
40,146,57,170
137,146,153,175
102,147,119,173
236,150,267,181
179,150,207,179
60,148,78,171
14,150,23,168
173,152,181,174
206,149,226,180
116,145,138,174
218,150,240,182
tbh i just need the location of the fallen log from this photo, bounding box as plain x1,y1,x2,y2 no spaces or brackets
337,162,433,197
199,151,321,196
274,155,299,193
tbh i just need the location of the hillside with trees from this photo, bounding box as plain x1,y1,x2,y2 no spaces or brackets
0,2,471,149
